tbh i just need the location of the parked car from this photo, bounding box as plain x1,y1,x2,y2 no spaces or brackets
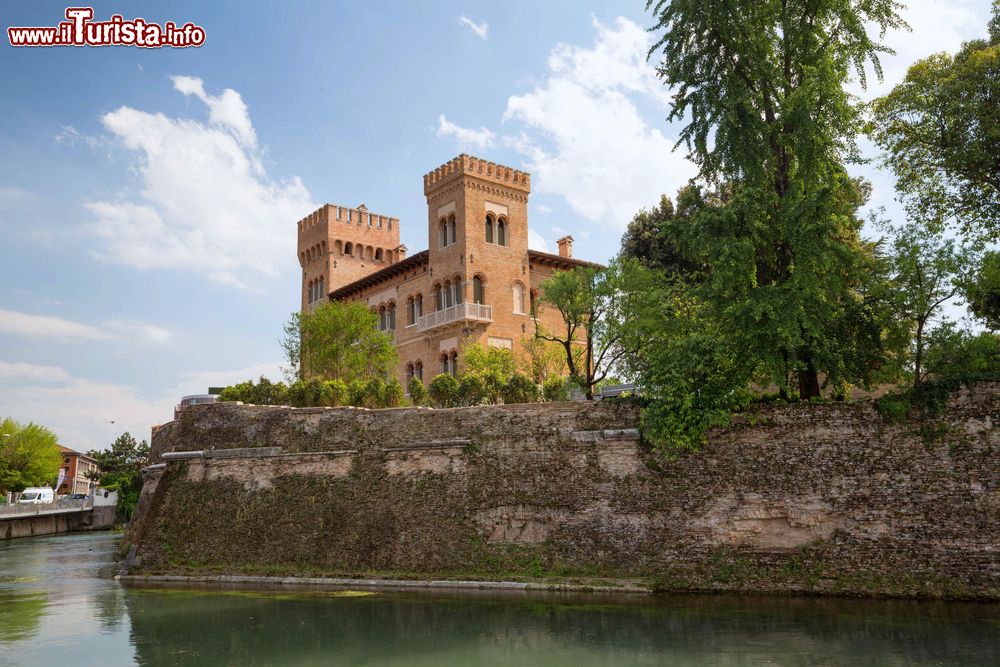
17,487,54,504
64,493,89,501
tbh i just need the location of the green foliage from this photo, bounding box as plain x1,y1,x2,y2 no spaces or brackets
536,260,658,399
87,432,150,521
218,377,288,405
874,219,976,385
407,377,428,406
870,8,1000,237
382,379,405,408
428,373,461,408
647,0,904,401
963,251,1000,329
285,379,349,407
542,376,571,402
619,188,705,278
502,372,540,405
282,301,397,382
463,343,516,403
0,418,62,493
457,374,488,406
518,336,566,383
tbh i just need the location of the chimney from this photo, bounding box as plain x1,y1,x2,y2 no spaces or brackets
556,235,574,259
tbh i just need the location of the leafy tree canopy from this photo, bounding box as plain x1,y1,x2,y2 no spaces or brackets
870,3,1000,237
282,301,397,382
0,418,62,494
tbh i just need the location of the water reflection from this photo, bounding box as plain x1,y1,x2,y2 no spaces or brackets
1,532,999,667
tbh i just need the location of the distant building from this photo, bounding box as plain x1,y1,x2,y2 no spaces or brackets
174,394,219,419
296,154,596,387
58,447,98,495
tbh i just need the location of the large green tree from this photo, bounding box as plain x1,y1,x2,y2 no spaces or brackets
870,3,1000,236
0,418,62,494
876,220,976,385
87,432,150,521
535,260,658,399
282,301,397,382
646,0,904,399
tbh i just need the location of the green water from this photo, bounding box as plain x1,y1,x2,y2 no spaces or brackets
1,533,999,666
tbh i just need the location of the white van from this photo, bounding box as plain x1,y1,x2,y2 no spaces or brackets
18,487,54,504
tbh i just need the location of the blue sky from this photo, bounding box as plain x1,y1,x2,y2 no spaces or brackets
0,0,992,449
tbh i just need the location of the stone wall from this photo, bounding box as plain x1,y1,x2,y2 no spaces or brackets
129,388,1000,599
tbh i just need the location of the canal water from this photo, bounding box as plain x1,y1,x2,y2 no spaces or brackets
2,532,999,666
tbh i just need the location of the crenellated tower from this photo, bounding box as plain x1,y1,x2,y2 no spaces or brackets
296,203,403,311
422,154,531,321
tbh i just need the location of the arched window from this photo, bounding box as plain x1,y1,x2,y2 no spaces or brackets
443,280,453,308
434,283,444,311
485,214,494,243
448,214,456,245
344,241,353,256
378,305,387,331
334,240,342,255
512,283,525,314
307,279,313,302
497,219,507,246
473,276,485,304
407,297,415,325
414,294,423,319
415,361,423,381
375,248,383,262
450,351,458,376
387,302,396,330
366,245,374,260
406,363,415,384
439,219,448,247
440,353,449,375
318,276,324,302
452,277,462,305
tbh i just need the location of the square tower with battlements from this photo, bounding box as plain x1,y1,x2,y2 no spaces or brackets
297,154,596,390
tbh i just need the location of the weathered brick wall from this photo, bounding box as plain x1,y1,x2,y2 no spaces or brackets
131,387,1000,599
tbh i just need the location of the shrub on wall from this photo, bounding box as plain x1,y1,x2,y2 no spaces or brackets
428,373,461,408
542,376,571,402
218,377,289,406
503,372,540,404
382,379,405,408
408,378,428,405
458,375,488,406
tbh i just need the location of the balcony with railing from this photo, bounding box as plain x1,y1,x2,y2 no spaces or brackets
415,302,492,333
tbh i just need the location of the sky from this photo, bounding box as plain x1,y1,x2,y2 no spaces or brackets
0,0,993,450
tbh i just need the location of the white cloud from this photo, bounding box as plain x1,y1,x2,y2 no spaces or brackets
458,16,489,40
0,308,171,344
85,77,315,289
0,361,70,383
171,75,257,148
100,319,173,344
855,0,985,100
0,308,108,341
0,363,170,450
501,17,696,230
527,229,550,252
0,359,284,451
535,204,553,215
54,124,101,148
436,114,495,151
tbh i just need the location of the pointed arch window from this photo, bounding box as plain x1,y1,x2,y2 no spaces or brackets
387,302,396,331
512,283,525,314
439,219,448,248
485,215,494,243
473,276,485,304
447,214,457,245
497,219,507,246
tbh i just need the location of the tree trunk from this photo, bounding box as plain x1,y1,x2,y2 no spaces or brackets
914,320,924,386
797,358,821,400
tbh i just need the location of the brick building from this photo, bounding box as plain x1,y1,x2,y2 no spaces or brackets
58,447,98,496
296,154,596,387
